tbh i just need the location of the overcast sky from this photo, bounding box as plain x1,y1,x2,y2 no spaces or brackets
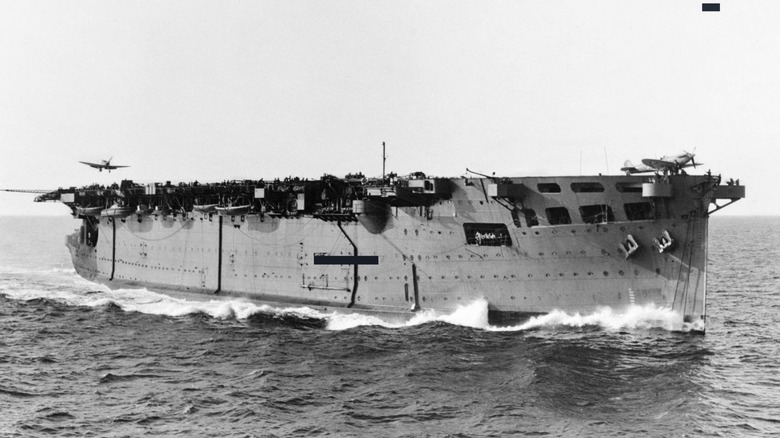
1,1,776,215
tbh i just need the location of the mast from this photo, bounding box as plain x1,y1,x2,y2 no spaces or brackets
382,141,386,184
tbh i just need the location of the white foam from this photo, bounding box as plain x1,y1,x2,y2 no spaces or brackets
489,303,685,332
324,298,490,331
327,299,689,333
325,312,399,331
2,282,692,333
98,288,277,319
437,299,491,328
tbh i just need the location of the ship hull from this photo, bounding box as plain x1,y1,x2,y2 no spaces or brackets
66,174,712,329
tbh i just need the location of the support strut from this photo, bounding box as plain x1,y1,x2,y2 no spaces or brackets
215,215,223,294
337,220,360,307
109,219,116,281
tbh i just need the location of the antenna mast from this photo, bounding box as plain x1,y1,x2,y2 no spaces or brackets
382,141,386,184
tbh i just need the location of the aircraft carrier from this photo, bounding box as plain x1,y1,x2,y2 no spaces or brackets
36,162,744,331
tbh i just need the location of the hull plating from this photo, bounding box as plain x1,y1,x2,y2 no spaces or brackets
68,204,708,326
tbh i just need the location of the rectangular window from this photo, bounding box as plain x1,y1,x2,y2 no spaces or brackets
579,204,615,224
616,182,643,193
545,207,571,225
463,223,512,246
571,182,605,193
624,202,655,221
537,183,561,193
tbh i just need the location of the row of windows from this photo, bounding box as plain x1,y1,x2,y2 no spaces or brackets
510,202,654,227
536,182,644,193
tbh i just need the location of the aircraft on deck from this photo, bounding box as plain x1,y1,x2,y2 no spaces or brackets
78,157,129,172
620,151,700,175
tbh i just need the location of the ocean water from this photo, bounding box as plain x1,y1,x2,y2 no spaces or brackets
0,215,778,437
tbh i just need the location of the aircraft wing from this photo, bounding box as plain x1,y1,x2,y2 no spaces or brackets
620,165,648,174
641,158,676,170
106,165,130,169
79,161,103,169
620,160,653,174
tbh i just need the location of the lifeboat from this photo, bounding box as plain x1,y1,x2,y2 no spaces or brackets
216,205,251,216
193,204,218,213
76,206,103,217
101,204,135,219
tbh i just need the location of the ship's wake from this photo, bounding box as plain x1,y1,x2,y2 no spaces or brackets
1,282,696,333
326,299,690,332
487,304,688,332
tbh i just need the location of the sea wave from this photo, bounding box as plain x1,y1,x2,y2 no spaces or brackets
0,265,76,276
489,303,687,332
1,284,693,333
326,299,691,332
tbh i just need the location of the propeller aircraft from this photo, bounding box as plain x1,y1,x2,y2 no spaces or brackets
620,151,700,175
78,157,129,173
